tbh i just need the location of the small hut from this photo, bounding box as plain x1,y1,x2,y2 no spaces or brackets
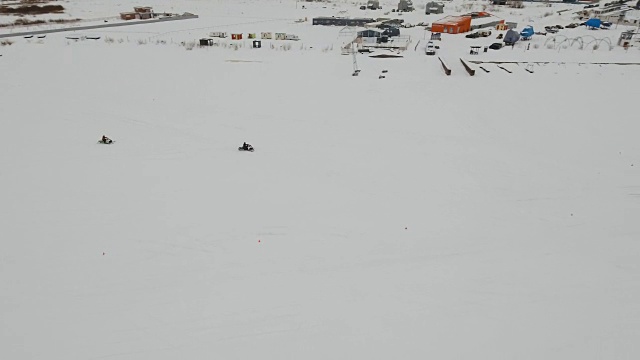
133,6,153,13
199,38,213,46
397,0,414,12
120,12,137,20
425,2,444,15
367,0,380,9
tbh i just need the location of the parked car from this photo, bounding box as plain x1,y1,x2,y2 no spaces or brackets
465,32,480,38
555,25,564,29
497,33,504,39
565,23,578,28
545,27,558,33
489,42,503,50
477,29,492,37
425,41,436,55
360,5,366,10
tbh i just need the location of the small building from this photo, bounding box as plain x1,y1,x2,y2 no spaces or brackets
248,33,257,39
312,17,376,26
275,32,287,40
431,15,472,33
598,9,631,23
120,12,137,20
380,18,404,26
425,2,444,15
367,0,380,9
618,30,637,47
261,32,273,39
590,2,625,16
253,40,262,48
496,23,509,30
138,12,153,20
134,6,153,13
357,29,382,42
397,0,414,12
470,14,505,30
623,10,640,25
210,32,227,38
199,38,213,46
357,29,383,38
231,33,243,40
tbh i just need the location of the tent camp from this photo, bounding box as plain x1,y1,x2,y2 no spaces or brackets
585,18,602,29
520,25,534,40
503,29,520,45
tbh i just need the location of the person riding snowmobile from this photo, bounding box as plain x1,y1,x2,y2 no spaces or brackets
101,135,112,144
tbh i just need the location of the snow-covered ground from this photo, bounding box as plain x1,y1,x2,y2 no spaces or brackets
2,1,640,359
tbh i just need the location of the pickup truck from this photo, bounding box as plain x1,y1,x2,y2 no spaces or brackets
425,41,436,55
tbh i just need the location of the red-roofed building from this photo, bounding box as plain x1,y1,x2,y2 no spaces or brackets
431,15,472,34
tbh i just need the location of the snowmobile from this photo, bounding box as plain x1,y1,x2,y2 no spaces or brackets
238,143,254,152
99,135,114,144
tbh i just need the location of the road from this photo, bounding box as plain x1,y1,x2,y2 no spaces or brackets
0,14,199,39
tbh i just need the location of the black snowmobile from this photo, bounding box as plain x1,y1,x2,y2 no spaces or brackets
98,135,114,144
238,142,254,152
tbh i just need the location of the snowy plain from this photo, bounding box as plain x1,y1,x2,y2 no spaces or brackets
2,0,640,359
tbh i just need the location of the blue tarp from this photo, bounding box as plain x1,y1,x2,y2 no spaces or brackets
585,18,602,28
520,26,534,38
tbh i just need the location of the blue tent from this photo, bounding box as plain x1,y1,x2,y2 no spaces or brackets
585,18,601,29
520,26,534,39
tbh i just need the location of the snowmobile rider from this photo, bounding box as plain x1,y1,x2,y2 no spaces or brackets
102,135,112,144
243,142,249,150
